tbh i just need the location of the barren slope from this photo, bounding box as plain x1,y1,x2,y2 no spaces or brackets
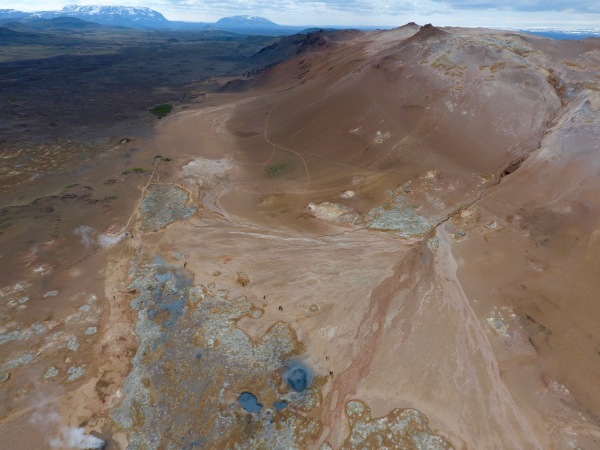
1,25,600,449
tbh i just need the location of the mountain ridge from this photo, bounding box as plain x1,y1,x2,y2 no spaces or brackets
215,15,279,29
0,5,300,33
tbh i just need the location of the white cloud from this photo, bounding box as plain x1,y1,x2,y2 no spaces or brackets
442,0,600,13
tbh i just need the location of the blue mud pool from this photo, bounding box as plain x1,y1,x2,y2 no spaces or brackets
238,392,263,413
273,401,288,410
284,362,313,392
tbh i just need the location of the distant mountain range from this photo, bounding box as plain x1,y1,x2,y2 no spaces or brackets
519,28,600,40
0,5,169,28
2,5,599,39
0,5,307,34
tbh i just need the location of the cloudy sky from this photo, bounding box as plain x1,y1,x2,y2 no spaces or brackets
8,0,600,28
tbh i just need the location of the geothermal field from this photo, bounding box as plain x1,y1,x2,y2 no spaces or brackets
1,20,600,449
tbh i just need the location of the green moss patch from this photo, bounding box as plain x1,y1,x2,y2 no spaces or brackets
122,167,148,175
149,104,173,119
265,161,291,177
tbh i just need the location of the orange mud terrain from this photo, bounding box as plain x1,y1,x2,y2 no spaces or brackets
1,24,600,449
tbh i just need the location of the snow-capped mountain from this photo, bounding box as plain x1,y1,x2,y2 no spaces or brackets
0,5,170,29
51,5,169,28
0,7,290,32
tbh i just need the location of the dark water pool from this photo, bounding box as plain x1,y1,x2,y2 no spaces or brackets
273,400,288,410
238,392,262,413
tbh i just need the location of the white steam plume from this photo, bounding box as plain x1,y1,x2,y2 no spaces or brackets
30,407,105,449
74,226,126,249
49,426,105,449
73,225,97,248
97,232,126,248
